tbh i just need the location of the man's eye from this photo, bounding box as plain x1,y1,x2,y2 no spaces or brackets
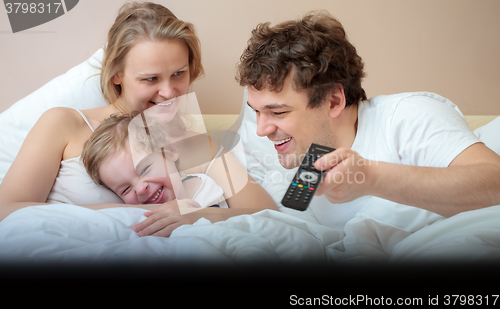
273,111,287,115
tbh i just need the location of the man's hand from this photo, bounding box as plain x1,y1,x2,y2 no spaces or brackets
314,148,376,204
314,143,500,217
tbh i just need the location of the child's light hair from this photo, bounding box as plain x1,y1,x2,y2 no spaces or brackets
82,112,176,189
100,2,204,111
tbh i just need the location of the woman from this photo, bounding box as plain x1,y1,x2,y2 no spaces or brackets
0,2,276,234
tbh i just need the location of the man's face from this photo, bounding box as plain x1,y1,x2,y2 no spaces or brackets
246,73,336,169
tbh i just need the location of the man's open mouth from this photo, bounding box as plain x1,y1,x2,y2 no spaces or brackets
273,137,292,146
272,137,292,152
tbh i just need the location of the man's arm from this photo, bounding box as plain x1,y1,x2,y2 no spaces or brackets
315,143,500,217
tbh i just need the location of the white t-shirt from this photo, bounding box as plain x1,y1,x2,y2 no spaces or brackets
309,92,481,229
184,173,228,208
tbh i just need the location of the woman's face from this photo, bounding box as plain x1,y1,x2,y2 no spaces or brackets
113,39,191,114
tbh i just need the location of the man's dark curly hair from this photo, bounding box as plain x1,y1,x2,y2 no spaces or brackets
236,11,367,108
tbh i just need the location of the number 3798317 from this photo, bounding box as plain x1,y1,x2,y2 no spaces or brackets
5,2,62,14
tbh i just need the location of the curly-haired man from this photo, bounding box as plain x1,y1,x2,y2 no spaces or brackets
236,11,500,229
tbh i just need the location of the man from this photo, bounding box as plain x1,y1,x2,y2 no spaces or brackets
236,11,500,229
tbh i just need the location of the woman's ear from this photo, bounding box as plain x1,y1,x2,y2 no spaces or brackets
112,72,122,85
328,84,346,118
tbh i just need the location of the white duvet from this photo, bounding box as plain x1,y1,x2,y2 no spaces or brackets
0,204,339,264
1,198,500,264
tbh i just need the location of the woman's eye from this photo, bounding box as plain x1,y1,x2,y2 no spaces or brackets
173,71,184,77
273,111,287,115
145,77,157,82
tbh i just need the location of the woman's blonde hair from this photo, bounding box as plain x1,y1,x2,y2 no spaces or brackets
100,2,204,109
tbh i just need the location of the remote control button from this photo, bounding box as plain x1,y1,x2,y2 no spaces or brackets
299,171,319,184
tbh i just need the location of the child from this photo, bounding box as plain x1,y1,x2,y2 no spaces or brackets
82,111,228,215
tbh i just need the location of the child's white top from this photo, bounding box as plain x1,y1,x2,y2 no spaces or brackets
185,173,227,208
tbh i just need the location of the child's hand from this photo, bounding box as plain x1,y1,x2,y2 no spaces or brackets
132,199,201,237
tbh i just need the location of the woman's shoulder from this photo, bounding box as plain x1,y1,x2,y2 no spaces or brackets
40,107,80,122
30,108,93,152
38,107,89,131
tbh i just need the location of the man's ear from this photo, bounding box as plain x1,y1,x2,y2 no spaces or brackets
328,84,346,118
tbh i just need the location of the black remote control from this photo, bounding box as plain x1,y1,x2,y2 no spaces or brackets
281,143,335,211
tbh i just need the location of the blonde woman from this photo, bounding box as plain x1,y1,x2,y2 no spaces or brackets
0,2,276,226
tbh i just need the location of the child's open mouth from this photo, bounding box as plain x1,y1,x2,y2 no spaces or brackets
146,186,164,204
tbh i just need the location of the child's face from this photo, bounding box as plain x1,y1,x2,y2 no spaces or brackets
99,149,180,205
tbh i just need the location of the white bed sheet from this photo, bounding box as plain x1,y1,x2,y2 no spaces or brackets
0,204,340,264
1,199,499,264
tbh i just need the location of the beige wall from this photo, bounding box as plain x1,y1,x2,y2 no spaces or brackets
1,0,499,115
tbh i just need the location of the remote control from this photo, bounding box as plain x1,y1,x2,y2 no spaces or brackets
281,143,335,211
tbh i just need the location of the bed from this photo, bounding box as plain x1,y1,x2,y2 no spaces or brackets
1,48,500,267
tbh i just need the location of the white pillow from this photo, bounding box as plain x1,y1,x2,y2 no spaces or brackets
474,116,500,155
0,48,107,184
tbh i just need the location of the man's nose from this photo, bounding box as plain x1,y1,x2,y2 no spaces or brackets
256,113,276,137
